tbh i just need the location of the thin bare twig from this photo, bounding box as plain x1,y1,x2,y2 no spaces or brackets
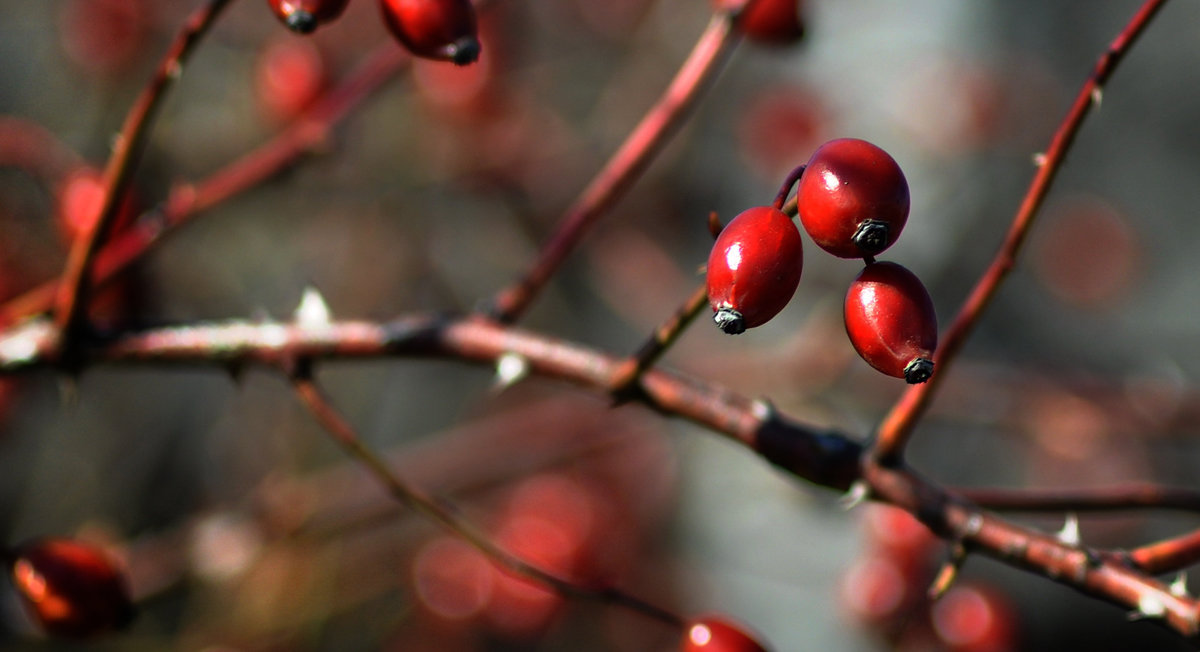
54,0,237,361
871,0,1170,463
486,8,745,323
0,42,408,328
289,372,685,628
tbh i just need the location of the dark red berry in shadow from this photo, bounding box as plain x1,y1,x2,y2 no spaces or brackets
844,261,936,383
706,206,804,334
266,0,350,34
380,0,481,65
682,615,771,652
797,138,909,258
9,538,134,638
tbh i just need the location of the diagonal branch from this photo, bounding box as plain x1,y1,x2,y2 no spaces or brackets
53,0,237,361
871,0,1170,463
485,8,745,323
289,371,685,628
1,41,408,329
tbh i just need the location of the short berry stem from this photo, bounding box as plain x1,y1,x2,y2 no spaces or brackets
772,164,805,211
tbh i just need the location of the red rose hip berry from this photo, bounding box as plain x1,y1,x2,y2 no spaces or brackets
682,615,770,652
797,138,909,258
844,261,936,383
8,538,134,638
706,206,804,334
379,0,481,65
267,0,350,33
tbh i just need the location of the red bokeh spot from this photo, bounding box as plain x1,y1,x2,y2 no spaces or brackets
737,86,826,183
483,513,574,638
57,0,149,77
256,37,327,124
1033,196,1140,309
839,554,911,627
412,536,493,621
931,584,1017,652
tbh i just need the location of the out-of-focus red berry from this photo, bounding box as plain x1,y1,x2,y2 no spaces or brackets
681,615,771,652
737,87,827,182
839,553,915,629
57,0,150,77
1033,196,1140,309
9,538,134,638
931,584,1018,652
412,536,494,621
255,37,327,123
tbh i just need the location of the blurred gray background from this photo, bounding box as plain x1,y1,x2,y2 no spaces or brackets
1,0,1200,649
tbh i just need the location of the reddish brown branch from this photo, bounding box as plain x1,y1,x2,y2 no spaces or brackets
863,460,1200,637
871,0,1170,463
486,10,744,323
1128,529,1200,576
54,0,236,360
290,373,685,628
8,312,1200,635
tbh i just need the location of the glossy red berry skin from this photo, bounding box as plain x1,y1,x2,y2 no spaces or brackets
844,261,936,383
706,206,804,334
8,538,134,638
797,138,909,258
266,0,350,34
682,616,771,652
379,0,481,65
715,0,804,45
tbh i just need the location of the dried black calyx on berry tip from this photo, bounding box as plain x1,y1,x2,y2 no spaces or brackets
446,36,481,66
713,308,746,335
285,10,318,34
903,357,934,384
852,220,890,255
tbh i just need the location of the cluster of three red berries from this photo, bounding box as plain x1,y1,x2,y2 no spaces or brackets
267,0,481,66
706,138,938,384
